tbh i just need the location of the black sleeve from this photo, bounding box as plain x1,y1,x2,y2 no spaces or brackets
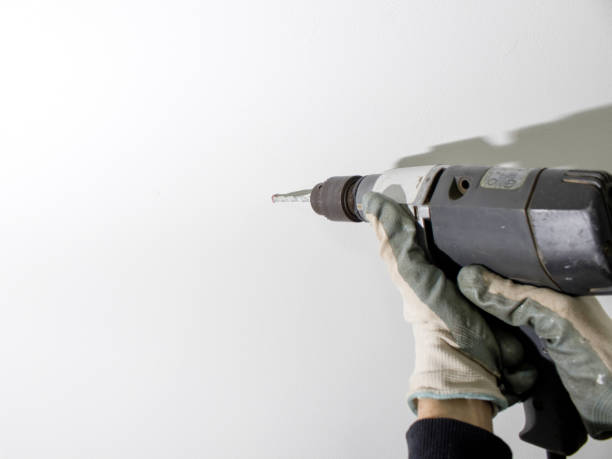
406,418,512,458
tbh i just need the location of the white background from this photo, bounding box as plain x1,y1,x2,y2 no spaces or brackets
1,1,612,458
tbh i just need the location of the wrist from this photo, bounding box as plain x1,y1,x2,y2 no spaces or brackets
416,398,493,433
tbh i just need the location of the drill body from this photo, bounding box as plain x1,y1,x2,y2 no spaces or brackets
309,165,612,296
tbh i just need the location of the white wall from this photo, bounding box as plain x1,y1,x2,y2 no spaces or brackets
1,1,611,458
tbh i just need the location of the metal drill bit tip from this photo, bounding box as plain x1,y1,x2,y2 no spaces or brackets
271,189,312,203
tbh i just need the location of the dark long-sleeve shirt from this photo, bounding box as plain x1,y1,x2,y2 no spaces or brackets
406,418,512,458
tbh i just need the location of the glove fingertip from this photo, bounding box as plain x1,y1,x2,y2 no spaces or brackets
457,265,506,318
458,266,526,327
457,265,490,300
361,191,383,221
361,190,375,206
363,192,416,229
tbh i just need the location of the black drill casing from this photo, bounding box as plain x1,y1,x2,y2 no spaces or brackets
426,166,612,296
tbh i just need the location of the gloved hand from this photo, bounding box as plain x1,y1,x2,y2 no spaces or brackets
458,265,612,439
363,192,536,413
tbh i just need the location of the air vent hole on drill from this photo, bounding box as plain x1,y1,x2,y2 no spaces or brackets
449,177,471,200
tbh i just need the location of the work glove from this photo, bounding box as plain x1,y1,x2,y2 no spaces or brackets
458,265,612,439
363,192,536,413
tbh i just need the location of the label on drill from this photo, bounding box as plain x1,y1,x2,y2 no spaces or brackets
480,167,530,190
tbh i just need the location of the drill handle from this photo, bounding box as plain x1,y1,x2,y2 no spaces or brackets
518,327,587,456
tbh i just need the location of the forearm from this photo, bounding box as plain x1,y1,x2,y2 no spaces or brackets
416,398,493,433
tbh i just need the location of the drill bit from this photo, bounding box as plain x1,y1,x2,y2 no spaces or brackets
271,188,312,203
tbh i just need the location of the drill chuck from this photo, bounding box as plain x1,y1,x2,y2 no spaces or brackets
310,175,364,222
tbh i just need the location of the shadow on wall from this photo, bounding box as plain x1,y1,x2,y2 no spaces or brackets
396,105,612,171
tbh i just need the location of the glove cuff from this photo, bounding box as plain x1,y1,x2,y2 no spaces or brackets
407,326,507,414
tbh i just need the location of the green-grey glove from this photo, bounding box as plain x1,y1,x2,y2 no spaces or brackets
363,192,536,413
458,265,612,439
